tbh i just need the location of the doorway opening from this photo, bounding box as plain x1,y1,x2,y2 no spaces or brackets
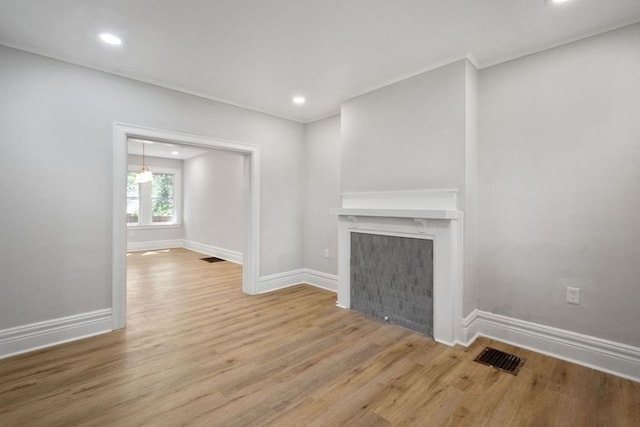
112,123,260,330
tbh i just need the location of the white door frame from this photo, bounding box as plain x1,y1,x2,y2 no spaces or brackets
112,123,260,329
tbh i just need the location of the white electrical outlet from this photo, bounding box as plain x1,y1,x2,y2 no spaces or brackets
323,248,329,258
566,287,580,305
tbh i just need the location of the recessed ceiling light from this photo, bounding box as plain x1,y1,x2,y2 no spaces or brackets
171,151,179,155
99,33,122,46
546,0,572,4
292,96,306,105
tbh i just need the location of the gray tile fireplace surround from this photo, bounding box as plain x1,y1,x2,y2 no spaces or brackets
350,232,434,337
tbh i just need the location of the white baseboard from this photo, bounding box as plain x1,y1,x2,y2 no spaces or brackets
303,269,338,292
462,310,640,382
0,309,113,359
258,269,306,293
258,268,338,294
183,240,243,264
127,239,183,252
126,239,243,264
461,309,481,345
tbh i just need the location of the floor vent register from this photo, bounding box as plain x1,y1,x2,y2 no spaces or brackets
474,347,525,375
201,257,226,263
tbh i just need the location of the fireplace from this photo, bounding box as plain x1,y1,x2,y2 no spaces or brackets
351,232,434,336
331,189,463,345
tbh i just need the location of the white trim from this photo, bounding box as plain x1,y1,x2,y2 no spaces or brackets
303,110,341,125
477,19,640,70
124,239,244,263
460,309,481,346
0,309,113,359
0,41,305,124
330,208,459,220
127,239,184,252
258,269,306,293
183,240,243,265
342,55,476,104
465,52,480,70
462,310,640,383
303,269,338,292
258,268,338,294
114,123,260,330
127,224,182,230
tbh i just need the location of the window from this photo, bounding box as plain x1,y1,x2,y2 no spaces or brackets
127,166,181,227
151,173,175,223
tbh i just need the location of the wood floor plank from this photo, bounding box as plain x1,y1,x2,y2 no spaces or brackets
1,248,638,426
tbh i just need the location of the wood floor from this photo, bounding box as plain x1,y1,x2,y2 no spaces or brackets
1,249,638,426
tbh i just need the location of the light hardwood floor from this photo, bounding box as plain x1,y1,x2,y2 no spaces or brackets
1,248,638,426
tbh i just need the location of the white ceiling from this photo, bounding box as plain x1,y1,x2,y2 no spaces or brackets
128,138,209,160
1,0,639,123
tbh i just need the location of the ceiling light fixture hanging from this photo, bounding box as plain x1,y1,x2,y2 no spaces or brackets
135,142,153,183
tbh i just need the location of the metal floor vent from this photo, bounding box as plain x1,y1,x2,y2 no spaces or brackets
201,257,225,263
474,347,525,375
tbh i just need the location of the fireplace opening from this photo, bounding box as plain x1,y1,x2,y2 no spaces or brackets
350,232,434,337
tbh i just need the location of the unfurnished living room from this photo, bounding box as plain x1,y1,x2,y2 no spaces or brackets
1,1,639,425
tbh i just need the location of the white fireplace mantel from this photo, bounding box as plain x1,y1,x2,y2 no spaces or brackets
330,208,459,220
331,189,464,346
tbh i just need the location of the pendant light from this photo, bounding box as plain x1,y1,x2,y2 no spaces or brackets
135,141,153,184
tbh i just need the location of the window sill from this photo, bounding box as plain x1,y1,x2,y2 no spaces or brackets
127,224,182,230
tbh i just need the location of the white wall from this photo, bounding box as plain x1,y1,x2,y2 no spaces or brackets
341,60,467,200
340,59,479,315
478,23,640,347
183,150,244,253
0,45,304,329
303,115,341,274
126,154,184,245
